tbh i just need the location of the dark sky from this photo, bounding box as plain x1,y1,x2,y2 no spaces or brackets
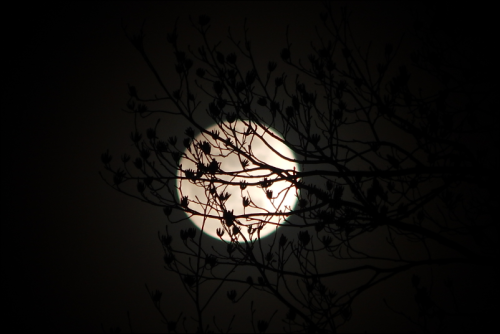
3,2,496,333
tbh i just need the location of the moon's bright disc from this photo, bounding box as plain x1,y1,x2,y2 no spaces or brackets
177,120,299,241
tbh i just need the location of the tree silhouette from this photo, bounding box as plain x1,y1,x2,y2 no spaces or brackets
101,4,497,333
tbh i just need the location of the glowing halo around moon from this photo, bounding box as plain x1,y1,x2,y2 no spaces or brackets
176,120,299,242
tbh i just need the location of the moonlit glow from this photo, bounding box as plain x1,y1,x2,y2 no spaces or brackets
177,120,299,241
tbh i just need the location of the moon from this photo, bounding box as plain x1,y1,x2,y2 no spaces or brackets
177,120,299,242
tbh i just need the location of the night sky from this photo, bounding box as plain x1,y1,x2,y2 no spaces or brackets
3,2,497,333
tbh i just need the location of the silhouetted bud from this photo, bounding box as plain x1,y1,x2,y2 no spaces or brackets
270,101,280,112
242,196,250,207
257,97,267,106
113,169,125,185
232,226,240,235
208,102,220,117
315,221,325,232
173,89,181,100
338,100,347,111
245,69,257,85
299,199,308,208
196,68,205,78
163,206,172,216
155,141,167,153
127,84,138,98
183,275,196,287
332,185,343,202
140,148,150,160
219,191,231,202
216,52,225,64
226,112,236,123
172,151,181,164
205,254,217,268
183,138,191,149
136,103,148,113
180,196,189,208
168,136,177,145
213,81,223,95
240,159,249,168
387,154,399,168
246,276,254,285
322,235,332,247
279,234,288,247
137,181,145,193
281,48,290,60
227,290,237,301
161,234,172,247
310,134,320,145
130,131,142,143
101,150,112,164
292,96,300,111
183,127,195,139
298,231,310,246
180,229,188,241
150,289,162,302
197,141,210,155
235,81,246,93
240,180,247,190
208,159,220,174
126,99,135,111
133,157,143,169
187,227,196,239
198,15,210,26
266,189,273,199
216,228,224,238
226,52,237,64
260,178,273,188
163,253,175,265
223,210,235,227
257,320,268,333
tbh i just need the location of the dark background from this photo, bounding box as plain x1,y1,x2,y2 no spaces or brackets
3,1,495,332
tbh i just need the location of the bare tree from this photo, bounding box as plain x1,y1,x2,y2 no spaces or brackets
101,3,497,333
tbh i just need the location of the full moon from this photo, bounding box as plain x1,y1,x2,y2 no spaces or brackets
177,120,299,241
